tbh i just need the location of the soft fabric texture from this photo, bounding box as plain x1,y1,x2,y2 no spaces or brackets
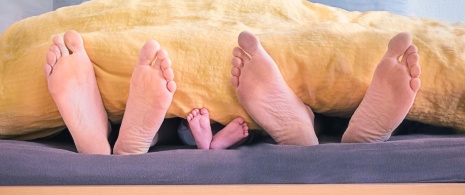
2,133,465,185
0,0,464,140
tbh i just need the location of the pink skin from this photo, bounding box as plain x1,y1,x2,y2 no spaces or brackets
45,31,177,155
187,108,249,149
113,39,176,155
342,32,421,143
230,31,420,145
230,31,318,146
44,30,111,154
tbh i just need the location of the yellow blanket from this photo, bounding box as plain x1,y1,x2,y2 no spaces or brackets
1,0,464,140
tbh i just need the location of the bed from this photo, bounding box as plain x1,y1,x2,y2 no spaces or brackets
1,0,465,193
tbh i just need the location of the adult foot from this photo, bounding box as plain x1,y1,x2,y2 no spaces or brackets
113,40,176,155
210,117,249,149
187,108,213,149
44,30,111,154
341,32,421,143
231,31,318,146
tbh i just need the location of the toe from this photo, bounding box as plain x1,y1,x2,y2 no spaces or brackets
192,109,199,116
138,40,160,66
231,57,243,68
200,108,209,116
160,58,174,81
238,31,262,56
46,51,57,67
231,66,241,77
64,30,85,54
53,34,69,56
44,64,52,77
166,80,177,93
232,47,250,62
49,44,61,59
410,78,421,92
44,51,56,77
385,32,412,59
408,54,421,78
401,45,418,64
163,67,174,81
160,57,172,70
154,49,168,68
234,117,244,124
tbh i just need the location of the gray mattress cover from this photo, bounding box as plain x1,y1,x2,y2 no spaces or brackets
1,132,464,185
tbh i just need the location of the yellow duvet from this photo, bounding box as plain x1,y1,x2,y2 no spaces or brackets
1,0,464,140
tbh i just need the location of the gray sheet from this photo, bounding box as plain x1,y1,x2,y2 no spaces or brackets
1,130,464,185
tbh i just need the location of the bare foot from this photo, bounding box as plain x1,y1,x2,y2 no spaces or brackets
113,40,176,155
44,30,111,154
231,31,318,146
342,32,421,143
187,108,213,149
210,117,249,149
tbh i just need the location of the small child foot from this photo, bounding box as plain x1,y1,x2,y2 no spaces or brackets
210,117,249,149
187,108,213,149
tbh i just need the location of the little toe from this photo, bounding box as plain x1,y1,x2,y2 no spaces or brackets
410,78,421,92
167,80,177,93
53,34,69,56
408,54,421,78
64,30,85,54
46,51,57,67
230,76,239,88
138,40,160,66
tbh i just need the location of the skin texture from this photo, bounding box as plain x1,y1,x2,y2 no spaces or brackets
187,108,249,149
231,31,319,146
342,32,421,143
45,30,177,155
113,39,176,155
45,30,111,154
231,31,420,145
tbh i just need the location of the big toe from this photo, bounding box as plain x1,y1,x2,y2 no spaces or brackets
200,108,209,116
385,32,412,59
238,31,263,56
138,40,160,66
64,30,85,53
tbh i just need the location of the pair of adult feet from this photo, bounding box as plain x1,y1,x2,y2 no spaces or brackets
231,31,421,145
45,30,420,154
45,30,175,154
